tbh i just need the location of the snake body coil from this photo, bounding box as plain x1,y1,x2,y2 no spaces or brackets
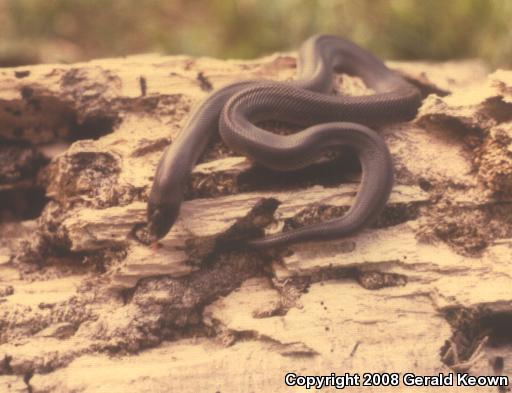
147,35,421,248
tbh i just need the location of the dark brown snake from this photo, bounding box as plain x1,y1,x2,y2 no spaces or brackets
147,35,421,248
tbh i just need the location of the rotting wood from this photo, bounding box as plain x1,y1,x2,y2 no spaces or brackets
0,52,511,392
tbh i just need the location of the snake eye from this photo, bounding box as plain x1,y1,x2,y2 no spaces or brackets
147,203,180,240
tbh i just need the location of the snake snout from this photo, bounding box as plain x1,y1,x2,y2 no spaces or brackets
147,202,180,241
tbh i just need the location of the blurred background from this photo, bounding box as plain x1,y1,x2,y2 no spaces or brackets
0,0,511,68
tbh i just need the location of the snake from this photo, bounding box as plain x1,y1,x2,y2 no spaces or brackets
147,35,421,249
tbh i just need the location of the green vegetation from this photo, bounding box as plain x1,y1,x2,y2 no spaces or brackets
1,0,511,66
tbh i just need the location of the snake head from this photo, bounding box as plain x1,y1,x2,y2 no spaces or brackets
146,201,180,242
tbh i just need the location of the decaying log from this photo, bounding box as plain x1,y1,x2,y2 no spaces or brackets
0,50,511,393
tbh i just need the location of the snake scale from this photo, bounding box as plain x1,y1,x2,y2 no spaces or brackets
147,35,421,248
